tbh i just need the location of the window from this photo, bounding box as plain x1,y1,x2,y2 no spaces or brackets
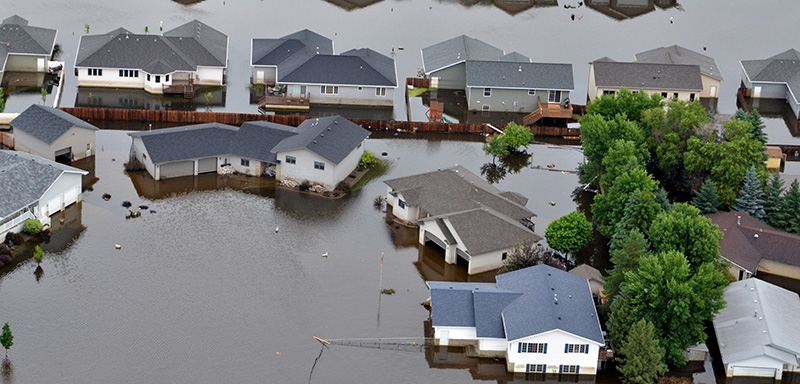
502,252,508,260
166,75,170,82
88,68,102,76
134,70,139,77
314,161,325,170
738,269,745,280
147,74,151,81
155,75,161,83
518,343,547,353
673,92,679,99
661,92,668,98
526,364,546,373
119,69,139,78
398,199,406,209
320,85,338,95
119,69,124,77
548,90,562,103
375,87,386,97
482,105,490,112
528,89,536,95
484,88,492,97
142,153,147,160
240,159,250,167
565,344,589,354
285,155,296,164
559,365,579,374
602,90,616,95
690,93,695,101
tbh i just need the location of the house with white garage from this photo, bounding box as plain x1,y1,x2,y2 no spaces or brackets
740,49,800,124
251,30,397,107
384,166,541,275
587,58,703,102
0,150,87,238
11,104,98,162
75,20,228,95
635,45,723,100
0,15,57,81
426,264,605,374
421,35,574,122
128,115,369,190
713,278,800,380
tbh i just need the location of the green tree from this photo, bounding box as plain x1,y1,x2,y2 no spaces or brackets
746,109,768,146
0,323,12,357
501,122,534,153
604,228,650,304
41,87,47,104
482,133,509,162
732,108,748,121
609,251,727,366
654,188,672,212
600,139,645,192
775,179,800,234
648,203,723,270
763,172,785,227
497,241,564,274
617,319,668,384
586,87,663,122
614,189,665,236
592,167,659,237
733,167,766,221
0,89,5,113
23,218,43,235
545,211,593,254
33,245,44,265
578,113,647,186
691,179,722,214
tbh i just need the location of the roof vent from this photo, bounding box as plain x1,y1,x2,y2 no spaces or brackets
737,215,741,225
320,134,324,137
313,140,317,144
754,299,758,303
754,234,758,238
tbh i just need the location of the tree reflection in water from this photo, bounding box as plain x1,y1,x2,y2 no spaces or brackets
480,152,531,184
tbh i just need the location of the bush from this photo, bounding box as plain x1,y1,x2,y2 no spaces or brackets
0,243,11,267
4,232,22,246
33,245,44,264
335,181,352,196
298,180,311,192
23,219,43,235
359,151,379,169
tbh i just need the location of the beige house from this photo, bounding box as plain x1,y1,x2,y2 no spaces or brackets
11,105,98,162
635,45,723,99
587,58,703,102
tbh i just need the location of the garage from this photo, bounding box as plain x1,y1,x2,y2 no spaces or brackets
197,157,217,174
159,160,194,179
731,366,778,378
55,147,72,164
424,230,447,250
46,194,63,216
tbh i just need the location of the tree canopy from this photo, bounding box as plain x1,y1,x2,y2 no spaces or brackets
648,203,723,271
501,122,534,153
732,167,766,221
690,179,722,214
497,241,565,275
545,211,593,254
617,319,668,384
592,168,659,237
763,172,785,227
0,322,12,357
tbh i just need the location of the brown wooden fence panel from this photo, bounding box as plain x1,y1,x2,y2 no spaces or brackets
0,132,13,149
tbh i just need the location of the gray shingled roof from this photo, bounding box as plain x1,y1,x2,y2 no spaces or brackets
251,29,334,78
0,15,57,73
635,45,724,81
129,123,239,164
713,278,800,367
706,211,800,273
500,51,531,63
466,60,574,90
427,265,603,344
75,20,227,72
384,165,535,221
234,121,298,163
280,48,397,87
592,60,703,91
271,115,370,164
435,207,542,255
0,150,87,220
421,35,504,74
741,49,800,105
11,105,98,144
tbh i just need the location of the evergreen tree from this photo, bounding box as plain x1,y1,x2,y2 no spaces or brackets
654,188,672,212
732,108,748,121
605,228,650,304
763,172,785,227
691,179,722,214
0,322,12,358
747,109,768,146
732,167,766,221
617,319,668,384
776,180,800,234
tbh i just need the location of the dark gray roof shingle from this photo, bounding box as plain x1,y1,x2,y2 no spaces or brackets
271,116,370,164
11,105,98,144
0,150,87,219
0,15,57,73
422,35,505,74
427,281,499,327
592,60,703,91
466,60,574,90
129,123,238,164
439,208,541,255
280,48,397,87
251,30,333,73
741,49,800,104
635,45,724,81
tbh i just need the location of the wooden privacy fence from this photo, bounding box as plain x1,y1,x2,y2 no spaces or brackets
0,131,13,149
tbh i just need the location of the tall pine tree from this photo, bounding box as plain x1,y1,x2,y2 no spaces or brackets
747,109,768,146
733,167,766,221
776,179,800,234
617,319,668,384
763,172,785,227
691,179,722,214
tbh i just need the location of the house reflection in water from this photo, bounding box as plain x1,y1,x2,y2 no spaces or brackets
75,87,226,111
323,0,383,10
584,0,678,20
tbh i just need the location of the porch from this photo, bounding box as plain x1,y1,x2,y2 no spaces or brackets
257,94,310,110
523,98,574,126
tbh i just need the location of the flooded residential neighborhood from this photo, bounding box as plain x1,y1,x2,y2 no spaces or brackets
2,0,800,383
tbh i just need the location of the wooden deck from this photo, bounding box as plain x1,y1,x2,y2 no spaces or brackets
257,95,310,110
163,84,195,99
523,98,574,125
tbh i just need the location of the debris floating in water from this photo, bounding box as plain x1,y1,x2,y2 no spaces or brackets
275,226,279,233
115,244,121,249
139,205,149,210
322,252,328,258
381,288,396,295
102,193,111,201
549,201,556,206
121,201,132,208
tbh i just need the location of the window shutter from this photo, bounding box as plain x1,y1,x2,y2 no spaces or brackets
564,344,568,353
576,366,580,375
584,344,589,354
518,343,522,353
558,365,563,374
543,343,547,354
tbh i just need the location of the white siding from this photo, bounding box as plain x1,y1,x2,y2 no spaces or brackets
507,330,602,374
39,171,84,220
726,355,787,378
479,338,508,352
77,67,139,89
197,66,224,86
699,75,721,99
752,82,789,99
12,128,53,160
434,326,476,345
6,54,48,72
468,249,509,275
277,148,337,189
50,126,96,161
332,139,365,185
386,189,420,222
300,84,395,107
131,137,157,179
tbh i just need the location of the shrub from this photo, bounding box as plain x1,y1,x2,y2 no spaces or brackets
124,158,145,172
4,232,22,246
298,180,311,191
33,245,44,265
23,219,43,235
335,181,352,196
359,151,378,169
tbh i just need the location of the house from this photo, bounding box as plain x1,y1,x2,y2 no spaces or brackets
426,264,605,374
568,264,606,303
384,166,541,275
251,30,397,107
128,115,369,190
740,49,800,124
0,150,87,239
587,58,703,102
421,35,574,120
712,278,800,379
10,104,99,162
706,211,800,281
74,20,228,95
635,45,723,99
0,15,57,82
584,0,678,21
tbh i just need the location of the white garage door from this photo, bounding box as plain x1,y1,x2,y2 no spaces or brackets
46,194,63,215
731,366,777,378
197,157,217,174
159,161,194,179
64,185,79,207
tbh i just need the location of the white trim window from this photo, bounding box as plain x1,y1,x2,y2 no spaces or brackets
240,159,250,167
559,365,579,374
375,87,386,97
88,68,102,76
285,155,296,164
548,90,562,103
314,161,325,170
565,344,588,354
526,364,546,373
482,104,490,112
518,342,547,353
484,88,492,97
528,89,536,95
321,85,339,95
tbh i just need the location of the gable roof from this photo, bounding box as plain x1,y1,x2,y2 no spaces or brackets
706,211,800,273
591,60,703,91
0,150,87,220
421,35,505,74
281,48,397,87
713,278,800,366
384,165,535,221
635,45,724,81
75,20,227,72
427,207,542,256
251,29,334,77
271,115,370,164
427,265,603,344
11,105,98,144
741,49,800,105
0,15,57,72
466,60,574,90
569,264,605,284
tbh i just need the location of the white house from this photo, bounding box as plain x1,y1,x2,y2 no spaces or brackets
713,278,800,380
384,166,541,275
740,49,800,122
251,30,397,107
11,104,99,162
128,116,369,190
587,58,703,102
0,150,87,239
74,20,228,94
426,264,605,374
0,15,57,80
